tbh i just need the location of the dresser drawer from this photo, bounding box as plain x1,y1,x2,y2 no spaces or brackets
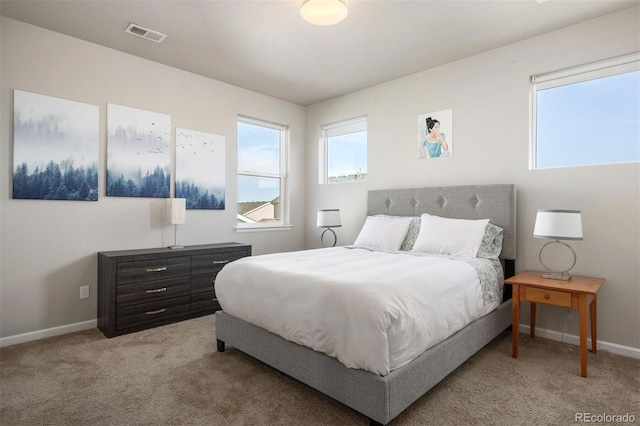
191,273,216,294
191,291,220,314
117,277,190,307
116,296,190,330
191,250,248,276
117,257,190,285
524,287,572,308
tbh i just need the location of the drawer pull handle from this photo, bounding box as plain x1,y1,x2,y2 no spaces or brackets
146,308,167,315
146,287,167,294
212,260,229,265
544,294,550,300
146,267,167,272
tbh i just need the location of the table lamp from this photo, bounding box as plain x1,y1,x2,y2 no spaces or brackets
317,209,341,247
167,198,186,249
533,209,583,280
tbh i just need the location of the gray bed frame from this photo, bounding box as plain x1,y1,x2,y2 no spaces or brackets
215,184,516,425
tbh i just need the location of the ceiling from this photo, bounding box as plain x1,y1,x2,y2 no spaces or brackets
1,0,638,106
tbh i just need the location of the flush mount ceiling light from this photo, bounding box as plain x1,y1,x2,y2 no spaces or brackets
300,0,348,26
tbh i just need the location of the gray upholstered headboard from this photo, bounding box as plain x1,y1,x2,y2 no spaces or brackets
367,184,517,260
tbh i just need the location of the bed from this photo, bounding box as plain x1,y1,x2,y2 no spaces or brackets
214,184,516,425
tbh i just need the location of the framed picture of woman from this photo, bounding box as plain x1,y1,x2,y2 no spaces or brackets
418,109,453,159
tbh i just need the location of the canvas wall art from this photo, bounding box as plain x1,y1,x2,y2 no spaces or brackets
107,104,171,197
418,109,453,159
175,128,225,210
13,90,99,201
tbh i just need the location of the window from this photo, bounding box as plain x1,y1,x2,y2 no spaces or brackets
322,116,367,184
531,53,639,169
237,116,288,229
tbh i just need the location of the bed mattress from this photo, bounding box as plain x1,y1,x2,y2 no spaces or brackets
215,247,502,376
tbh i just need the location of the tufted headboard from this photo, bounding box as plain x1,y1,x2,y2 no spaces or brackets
367,184,517,260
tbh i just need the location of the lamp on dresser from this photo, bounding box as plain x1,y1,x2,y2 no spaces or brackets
317,209,342,247
533,209,583,280
167,198,186,249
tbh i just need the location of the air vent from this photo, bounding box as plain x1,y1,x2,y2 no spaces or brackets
125,23,167,43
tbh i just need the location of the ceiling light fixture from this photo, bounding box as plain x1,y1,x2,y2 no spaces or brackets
300,0,348,26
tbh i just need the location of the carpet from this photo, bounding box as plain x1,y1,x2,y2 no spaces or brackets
1,315,638,425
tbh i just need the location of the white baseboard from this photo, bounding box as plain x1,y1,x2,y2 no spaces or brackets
1,320,638,360
519,324,640,360
0,319,97,348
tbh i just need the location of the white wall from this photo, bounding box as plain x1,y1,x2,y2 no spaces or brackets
304,8,640,350
0,17,306,339
2,8,639,351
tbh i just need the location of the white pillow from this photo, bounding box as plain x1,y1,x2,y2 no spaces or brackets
411,214,489,258
353,216,413,251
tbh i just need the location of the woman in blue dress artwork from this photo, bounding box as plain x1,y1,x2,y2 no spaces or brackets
422,117,449,158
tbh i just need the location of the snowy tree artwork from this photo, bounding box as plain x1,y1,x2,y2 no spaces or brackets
107,104,171,198
13,90,99,201
175,128,225,210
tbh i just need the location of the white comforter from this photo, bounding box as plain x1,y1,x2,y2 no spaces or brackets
215,247,499,376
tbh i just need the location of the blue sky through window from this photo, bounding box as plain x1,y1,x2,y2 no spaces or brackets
536,70,640,169
237,121,282,203
327,131,367,178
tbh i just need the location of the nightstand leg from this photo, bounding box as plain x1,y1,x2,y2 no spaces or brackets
579,294,588,378
530,302,537,338
512,285,520,358
590,295,597,354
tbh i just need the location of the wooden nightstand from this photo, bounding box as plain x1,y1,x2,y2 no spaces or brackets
505,270,605,378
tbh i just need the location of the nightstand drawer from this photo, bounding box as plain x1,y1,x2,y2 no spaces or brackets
524,287,572,307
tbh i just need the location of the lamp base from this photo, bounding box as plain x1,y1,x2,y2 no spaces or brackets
542,272,572,281
320,228,337,248
539,240,576,281
168,245,184,250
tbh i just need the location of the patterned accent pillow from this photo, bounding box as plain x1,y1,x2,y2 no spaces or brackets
374,215,420,251
476,223,504,259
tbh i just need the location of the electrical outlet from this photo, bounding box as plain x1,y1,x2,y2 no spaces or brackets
80,285,90,299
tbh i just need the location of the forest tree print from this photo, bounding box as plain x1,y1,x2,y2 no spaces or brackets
13,90,99,201
107,104,171,198
176,128,225,210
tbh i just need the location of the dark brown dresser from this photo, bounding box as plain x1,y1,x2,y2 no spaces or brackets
98,242,251,337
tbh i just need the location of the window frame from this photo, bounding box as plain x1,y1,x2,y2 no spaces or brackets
320,116,368,185
530,52,640,170
236,115,290,232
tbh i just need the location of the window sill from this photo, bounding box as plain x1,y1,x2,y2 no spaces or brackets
235,224,293,233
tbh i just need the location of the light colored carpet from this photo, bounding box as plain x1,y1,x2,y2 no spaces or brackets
1,315,638,425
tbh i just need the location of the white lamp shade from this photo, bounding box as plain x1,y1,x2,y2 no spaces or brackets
533,209,582,240
317,209,342,228
167,198,187,225
300,0,348,25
